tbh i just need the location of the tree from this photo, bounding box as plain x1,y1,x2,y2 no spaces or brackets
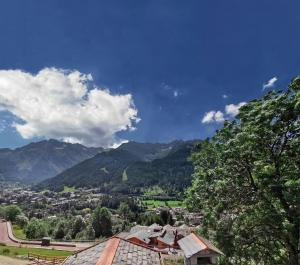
54,221,66,239
15,214,29,228
160,209,174,225
5,205,22,222
92,207,112,238
118,202,134,221
71,216,85,238
25,218,47,239
186,77,300,265
83,224,95,240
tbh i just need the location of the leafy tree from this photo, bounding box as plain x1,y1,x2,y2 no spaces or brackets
25,218,47,239
138,212,163,226
186,77,300,265
5,205,22,222
77,224,95,240
92,207,112,238
54,221,67,239
15,214,29,228
71,216,85,238
160,209,174,225
0,206,5,219
118,202,134,222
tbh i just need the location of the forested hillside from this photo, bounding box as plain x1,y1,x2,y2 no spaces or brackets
36,140,197,195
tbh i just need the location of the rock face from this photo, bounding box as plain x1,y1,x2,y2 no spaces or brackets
36,140,198,195
0,139,103,183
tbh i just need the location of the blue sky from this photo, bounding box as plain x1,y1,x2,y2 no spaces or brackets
0,0,300,148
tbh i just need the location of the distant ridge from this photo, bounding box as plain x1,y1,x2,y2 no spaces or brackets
36,140,198,195
0,139,103,183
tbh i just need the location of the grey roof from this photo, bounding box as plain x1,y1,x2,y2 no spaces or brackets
129,225,148,234
126,229,153,244
157,230,175,246
178,233,223,258
63,237,161,265
63,241,108,265
112,238,161,265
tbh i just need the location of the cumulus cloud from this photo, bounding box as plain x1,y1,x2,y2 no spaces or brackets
225,102,246,117
202,111,225,123
222,94,228,99
202,102,246,124
263,76,278,90
0,68,139,147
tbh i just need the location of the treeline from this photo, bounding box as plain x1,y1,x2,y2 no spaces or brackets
0,195,176,241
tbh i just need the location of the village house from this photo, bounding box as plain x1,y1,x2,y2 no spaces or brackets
178,233,223,265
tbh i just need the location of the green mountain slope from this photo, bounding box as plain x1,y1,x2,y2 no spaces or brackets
36,140,197,195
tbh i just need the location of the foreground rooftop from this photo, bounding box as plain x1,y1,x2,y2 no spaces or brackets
63,236,162,265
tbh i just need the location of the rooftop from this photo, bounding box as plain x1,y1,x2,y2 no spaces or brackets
63,236,162,265
177,233,224,258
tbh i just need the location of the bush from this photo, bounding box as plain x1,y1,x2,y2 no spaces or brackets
2,248,10,255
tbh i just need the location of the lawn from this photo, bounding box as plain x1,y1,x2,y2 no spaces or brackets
0,245,72,258
141,199,184,209
12,225,26,240
62,186,75,193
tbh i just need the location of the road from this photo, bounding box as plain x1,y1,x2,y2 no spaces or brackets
0,256,28,265
0,221,93,251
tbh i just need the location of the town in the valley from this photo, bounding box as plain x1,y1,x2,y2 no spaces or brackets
0,182,220,265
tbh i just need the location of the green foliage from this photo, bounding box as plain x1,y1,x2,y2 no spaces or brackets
0,245,71,258
118,202,132,221
187,78,300,265
92,206,112,238
141,199,183,209
76,224,95,240
25,218,48,239
160,209,174,225
4,205,22,222
54,220,67,239
71,215,85,238
15,214,28,229
12,224,26,239
138,212,163,226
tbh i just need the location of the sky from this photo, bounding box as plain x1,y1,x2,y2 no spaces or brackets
0,0,300,148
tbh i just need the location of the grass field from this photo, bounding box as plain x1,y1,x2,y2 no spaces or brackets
12,225,26,240
62,186,75,193
141,199,184,209
0,245,72,258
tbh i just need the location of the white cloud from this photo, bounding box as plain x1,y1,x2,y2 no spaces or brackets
173,90,179,97
222,94,228,99
202,110,224,123
263,76,278,90
225,102,246,117
202,102,246,124
0,68,139,147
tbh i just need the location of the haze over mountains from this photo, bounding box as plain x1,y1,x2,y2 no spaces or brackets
0,139,103,183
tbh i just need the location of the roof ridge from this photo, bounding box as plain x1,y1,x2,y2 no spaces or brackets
191,232,208,250
96,237,120,265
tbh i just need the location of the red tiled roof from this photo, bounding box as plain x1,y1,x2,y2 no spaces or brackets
96,237,120,265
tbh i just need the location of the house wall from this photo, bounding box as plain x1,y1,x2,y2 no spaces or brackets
188,254,218,265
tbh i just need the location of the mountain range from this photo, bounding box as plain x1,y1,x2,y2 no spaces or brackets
0,139,198,195
36,140,197,195
0,139,103,183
